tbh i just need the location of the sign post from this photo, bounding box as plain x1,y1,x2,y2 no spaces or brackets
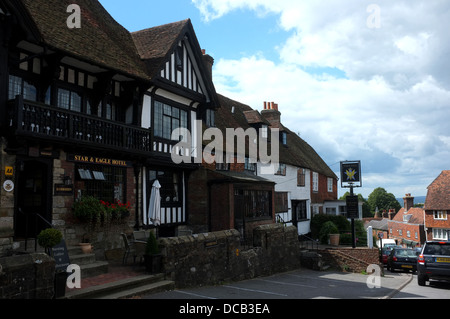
341,161,362,249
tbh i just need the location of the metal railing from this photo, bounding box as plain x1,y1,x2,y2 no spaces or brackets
18,208,53,252
7,97,152,155
299,234,319,251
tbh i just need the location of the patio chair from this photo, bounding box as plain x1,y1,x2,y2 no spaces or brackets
121,233,138,265
133,230,147,242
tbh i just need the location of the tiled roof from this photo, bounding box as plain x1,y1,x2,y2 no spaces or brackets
366,218,389,231
425,170,450,210
215,94,337,179
131,19,190,78
393,207,425,224
20,0,149,80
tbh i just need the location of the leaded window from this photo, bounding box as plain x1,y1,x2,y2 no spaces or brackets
153,101,188,140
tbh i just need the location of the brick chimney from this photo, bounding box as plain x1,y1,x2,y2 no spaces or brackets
202,49,214,81
403,193,414,212
388,209,397,220
261,101,281,125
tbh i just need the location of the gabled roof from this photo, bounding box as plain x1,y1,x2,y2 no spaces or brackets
19,0,149,80
131,20,189,78
131,19,219,106
425,170,450,210
366,218,389,231
392,207,424,224
215,94,338,179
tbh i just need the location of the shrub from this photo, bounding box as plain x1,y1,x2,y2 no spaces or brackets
72,196,103,223
145,231,160,255
311,214,351,238
37,228,63,249
319,221,339,244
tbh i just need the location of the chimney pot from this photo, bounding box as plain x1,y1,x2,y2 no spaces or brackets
403,193,414,212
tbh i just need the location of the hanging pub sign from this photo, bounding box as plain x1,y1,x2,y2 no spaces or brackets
340,160,362,188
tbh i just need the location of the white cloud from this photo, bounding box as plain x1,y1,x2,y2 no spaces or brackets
194,0,450,197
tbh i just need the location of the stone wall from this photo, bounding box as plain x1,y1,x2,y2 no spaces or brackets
0,253,55,299
0,139,15,255
160,224,301,288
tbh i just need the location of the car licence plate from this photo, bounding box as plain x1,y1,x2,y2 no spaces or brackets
436,257,450,263
401,265,413,268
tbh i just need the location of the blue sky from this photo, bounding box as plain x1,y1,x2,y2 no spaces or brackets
99,0,450,199
100,1,288,62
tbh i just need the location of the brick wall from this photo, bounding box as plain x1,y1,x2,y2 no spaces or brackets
319,247,381,273
388,221,425,246
311,173,337,208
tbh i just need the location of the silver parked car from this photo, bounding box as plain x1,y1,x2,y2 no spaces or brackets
417,241,450,286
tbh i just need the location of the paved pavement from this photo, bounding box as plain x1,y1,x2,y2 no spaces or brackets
143,268,412,300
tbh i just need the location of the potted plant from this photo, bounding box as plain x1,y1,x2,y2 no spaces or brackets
37,228,63,255
319,221,340,245
72,196,102,254
37,228,66,298
144,231,162,273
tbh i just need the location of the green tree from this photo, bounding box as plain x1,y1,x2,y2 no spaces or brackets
367,187,401,214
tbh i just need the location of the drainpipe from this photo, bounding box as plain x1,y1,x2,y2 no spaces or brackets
134,163,142,230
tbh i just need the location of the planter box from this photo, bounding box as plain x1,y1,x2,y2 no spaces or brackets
144,254,162,274
329,234,340,246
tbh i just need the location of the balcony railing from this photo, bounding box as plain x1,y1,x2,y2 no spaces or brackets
7,97,152,155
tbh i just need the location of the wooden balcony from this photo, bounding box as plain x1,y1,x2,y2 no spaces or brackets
7,97,152,156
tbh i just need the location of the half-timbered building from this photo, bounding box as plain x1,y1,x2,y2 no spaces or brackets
131,20,219,236
0,0,218,255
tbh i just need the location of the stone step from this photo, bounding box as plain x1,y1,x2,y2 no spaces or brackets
69,253,97,265
66,245,110,278
63,273,173,299
97,280,175,299
79,261,109,278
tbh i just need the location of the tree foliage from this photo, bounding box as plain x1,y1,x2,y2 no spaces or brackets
367,187,401,213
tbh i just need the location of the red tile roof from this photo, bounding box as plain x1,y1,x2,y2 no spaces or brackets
425,170,450,210
393,207,425,224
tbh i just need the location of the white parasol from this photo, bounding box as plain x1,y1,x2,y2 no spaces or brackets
148,180,161,226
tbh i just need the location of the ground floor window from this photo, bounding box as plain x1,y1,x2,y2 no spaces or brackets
433,228,449,241
75,164,127,203
293,200,308,221
147,169,182,206
235,189,272,220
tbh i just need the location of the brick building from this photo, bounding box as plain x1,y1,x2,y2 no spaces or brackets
424,170,450,241
387,194,425,248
